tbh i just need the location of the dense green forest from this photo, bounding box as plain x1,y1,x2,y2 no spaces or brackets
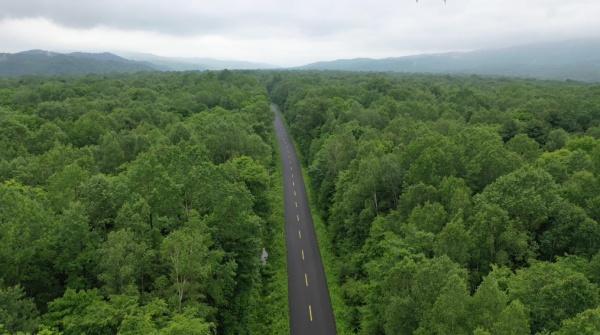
268,72,600,335
0,71,288,334
3,69,600,335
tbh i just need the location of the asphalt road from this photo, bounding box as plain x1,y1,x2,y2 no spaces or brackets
273,104,337,335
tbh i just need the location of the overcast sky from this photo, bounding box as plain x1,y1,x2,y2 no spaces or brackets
0,0,599,66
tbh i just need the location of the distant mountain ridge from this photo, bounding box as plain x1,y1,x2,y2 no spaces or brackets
2,39,600,81
119,52,278,71
299,39,600,82
0,50,155,76
0,50,278,77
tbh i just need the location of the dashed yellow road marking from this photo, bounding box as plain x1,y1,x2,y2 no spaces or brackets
305,273,309,287
308,305,313,322
296,214,300,222
301,249,304,260
295,201,298,208
293,190,296,196
298,230,302,239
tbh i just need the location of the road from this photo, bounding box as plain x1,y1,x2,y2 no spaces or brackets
273,104,337,335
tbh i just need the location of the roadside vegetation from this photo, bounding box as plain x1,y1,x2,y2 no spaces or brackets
268,71,600,335
0,71,283,334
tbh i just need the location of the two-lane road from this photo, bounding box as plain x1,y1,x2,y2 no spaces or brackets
273,105,337,335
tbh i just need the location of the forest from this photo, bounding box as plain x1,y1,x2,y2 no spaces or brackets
268,72,600,335
0,71,287,334
2,69,600,334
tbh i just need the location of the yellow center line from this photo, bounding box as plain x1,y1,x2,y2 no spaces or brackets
295,201,298,207
301,249,304,260
298,230,302,239
305,273,309,287
296,214,300,222
293,190,296,196
308,305,313,322
292,180,295,186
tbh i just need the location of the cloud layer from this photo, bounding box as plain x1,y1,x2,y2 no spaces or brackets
1,0,599,66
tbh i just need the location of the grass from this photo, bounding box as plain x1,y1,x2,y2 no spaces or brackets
266,133,291,334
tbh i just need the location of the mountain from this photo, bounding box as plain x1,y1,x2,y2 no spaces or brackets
0,50,156,76
0,50,276,77
299,39,600,82
119,52,278,71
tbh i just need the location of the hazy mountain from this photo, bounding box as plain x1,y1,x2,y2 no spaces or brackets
120,52,278,71
4,39,600,80
0,50,156,76
299,39,600,82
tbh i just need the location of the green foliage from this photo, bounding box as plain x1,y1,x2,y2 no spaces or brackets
0,284,39,333
554,307,600,335
493,300,530,335
268,71,600,335
0,71,278,333
161,214,221,311
3,69,600,334
508,261,599,333
98,229,153,294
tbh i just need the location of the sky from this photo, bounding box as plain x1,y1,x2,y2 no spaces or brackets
0,0,599,66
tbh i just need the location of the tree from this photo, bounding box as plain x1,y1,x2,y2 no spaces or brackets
508,261,599,333
28,121,67,155
79,174,123,233
159,312,213,335
438,177,472,218
416,274,470,335
96,132,126,173
0,181,58,304
44,289,122,335
469,276,508,331
365,255,466,335
545,129,569,151
118,298,170,334
69,112,112,147
222,156,270,218
506,133,541,161
408,202,447,234
0,284,39,334
46,163,89,212
161,214,221,311
434,215,472,266
125,151,181,225
554,307,600,335
49,202,98,289
492,300,530,335
98,229,153,294
468,203,530,275
539,201,600,258
458,126,521,191
188,108,270,164
477,166,560,232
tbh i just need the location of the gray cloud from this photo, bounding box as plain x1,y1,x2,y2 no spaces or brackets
0,0,599,65
0,0,359,37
